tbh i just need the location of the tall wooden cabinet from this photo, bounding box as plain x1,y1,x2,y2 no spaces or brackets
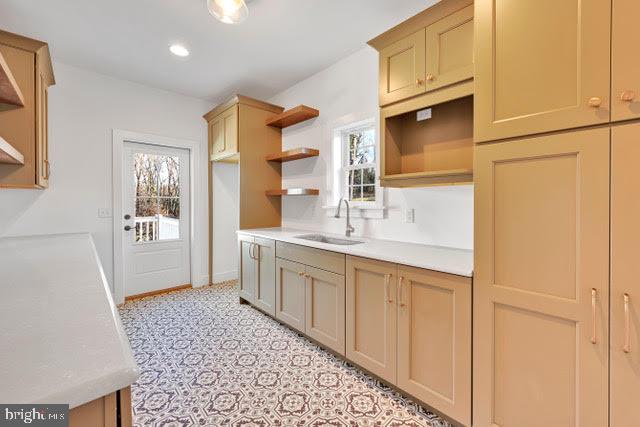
474,0,611,142
473,129,610,427
0,30,54,188
610,122,640,427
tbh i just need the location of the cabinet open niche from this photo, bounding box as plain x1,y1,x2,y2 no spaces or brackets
381,91,473,187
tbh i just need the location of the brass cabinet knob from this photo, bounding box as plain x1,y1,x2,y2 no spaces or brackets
621,90,636,102
426,74,435,82
416,78,424,85
298,271,304,276
304,273,310,279
588,97,602,108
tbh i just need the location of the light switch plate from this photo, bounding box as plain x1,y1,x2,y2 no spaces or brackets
404,208,415,223
98,208,112,218
416,108,432,121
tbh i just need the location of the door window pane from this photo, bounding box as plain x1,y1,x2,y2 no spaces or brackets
159,156,180,197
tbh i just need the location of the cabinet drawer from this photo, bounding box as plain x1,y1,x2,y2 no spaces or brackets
276,241,345,275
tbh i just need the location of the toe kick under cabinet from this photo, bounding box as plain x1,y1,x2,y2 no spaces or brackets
237,236,472,426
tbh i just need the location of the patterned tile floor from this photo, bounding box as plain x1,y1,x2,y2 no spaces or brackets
119,281,452,427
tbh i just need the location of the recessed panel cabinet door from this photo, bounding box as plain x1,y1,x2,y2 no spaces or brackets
424,5,474,92
275,258,306,333
238,235,255,303
611,122,640,427
474,128,610,427
474,0,611,142
379,29,426,106
209,105,238,161
254,238,275,316
397,267,471,427
612,0,640,122
345,256,397,383
305,266,345,355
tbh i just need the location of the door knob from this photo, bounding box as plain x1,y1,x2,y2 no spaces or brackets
621,90,636,102
588,97,602,108
124,214,131,220
124,225,133,231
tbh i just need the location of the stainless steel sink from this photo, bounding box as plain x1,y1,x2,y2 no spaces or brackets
294,234,364,246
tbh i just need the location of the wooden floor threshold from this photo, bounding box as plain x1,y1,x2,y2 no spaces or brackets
125,284,192,302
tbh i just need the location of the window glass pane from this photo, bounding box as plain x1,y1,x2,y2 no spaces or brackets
159,156,180,197
352,169,362,185
134,153,159,197
363,167,375,185
357,146,375,164
135,198,158,242
351,186,362,201
362,185,376,201
362,128,375,146
159,198,180,240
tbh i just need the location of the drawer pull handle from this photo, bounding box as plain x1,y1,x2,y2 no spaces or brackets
399,276,406,307
621,90,636,102
248,243,255,260
624,293,631,353
591,288,597,344
384,274,393,303
426,74,435,82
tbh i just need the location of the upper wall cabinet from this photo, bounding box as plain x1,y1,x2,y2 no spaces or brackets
611,0,640,122
0,30,54,189
474,0,611,142
208,105,238,162
370,0,474,107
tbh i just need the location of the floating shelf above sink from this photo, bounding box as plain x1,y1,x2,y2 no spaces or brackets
0,50,25,109
266,148,319,162
0,136,24,165
265,188,319,196
265,105,319,128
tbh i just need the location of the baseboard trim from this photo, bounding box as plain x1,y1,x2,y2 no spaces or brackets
212,270,238,284
125,283,192,301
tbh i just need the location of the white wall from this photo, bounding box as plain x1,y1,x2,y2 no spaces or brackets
0,62,233,290
270,47,473,250
211,163,239,282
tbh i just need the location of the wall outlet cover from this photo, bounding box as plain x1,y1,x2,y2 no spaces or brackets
404,208,415,223
416,108,432,121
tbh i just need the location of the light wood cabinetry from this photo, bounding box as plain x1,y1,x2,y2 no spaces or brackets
346,256,398,383
378,29,426,106
474,0,611,142
0,30,54,189
305,265,345,354
610,122,640,427
473,128,610,427
238,234,256,302
397,266,471,426
208,105,238,162
238,235,275,315
68,387,132,427
275,257,307,333
611,0,640,122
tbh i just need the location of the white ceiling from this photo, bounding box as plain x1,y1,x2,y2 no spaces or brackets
0,0,435,103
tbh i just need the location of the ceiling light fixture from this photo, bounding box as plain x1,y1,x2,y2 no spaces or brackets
169,44,190,57
207,0,248,25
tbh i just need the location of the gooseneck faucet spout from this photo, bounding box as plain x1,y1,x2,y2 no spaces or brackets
335,197,355,237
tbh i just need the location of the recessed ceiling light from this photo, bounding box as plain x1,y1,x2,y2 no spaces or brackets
169,44,190,57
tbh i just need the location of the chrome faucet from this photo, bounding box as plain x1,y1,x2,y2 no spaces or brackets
335,197,355,237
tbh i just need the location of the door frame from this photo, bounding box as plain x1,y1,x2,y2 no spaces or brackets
112,129,204,305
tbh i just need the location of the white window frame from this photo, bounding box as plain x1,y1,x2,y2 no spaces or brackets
325,116,385,219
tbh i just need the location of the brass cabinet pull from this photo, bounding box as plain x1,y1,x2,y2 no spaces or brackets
591,288,597,344
248,243,255,260
426,74,435,82
298,271,304,276
399,276,406,307
588,97,602,108
384,274,393,303
304,273,310,279
415,78,424,86
624,293,631,353
253,244,260,261
621,90,636,102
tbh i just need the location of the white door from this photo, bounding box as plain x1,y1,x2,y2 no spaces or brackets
123,142,191,297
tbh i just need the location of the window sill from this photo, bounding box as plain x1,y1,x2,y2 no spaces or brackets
322,205,386,219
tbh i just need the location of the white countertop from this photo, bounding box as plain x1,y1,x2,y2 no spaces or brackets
0,233,139,408
237,228,473,277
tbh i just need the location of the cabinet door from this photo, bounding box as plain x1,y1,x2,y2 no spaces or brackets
254,237,275,316
612,0,640,122
209,105,238,161
424,5,473,92
275,258,306,333
36,71,49,188
474,128,610,427
379,29,426,106
305,266,345,355
474,0,611,142
611,122,640,427
209,117,223,160
238,235,255,303
397,266,471,426
345,256,397,383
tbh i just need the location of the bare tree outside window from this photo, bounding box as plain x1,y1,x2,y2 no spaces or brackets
134,153,180,242
343,126,376,202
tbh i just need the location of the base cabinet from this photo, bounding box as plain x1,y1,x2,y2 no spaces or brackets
69,387,132,427
239,236,275,316
275,257,306,333
610,122,640,427
397,266,471,426
474,128,610,427
238,235,256,302
305,266,345,355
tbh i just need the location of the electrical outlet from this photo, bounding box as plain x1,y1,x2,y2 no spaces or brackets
416,108,432,121
98,208,112,218
404,208,415,223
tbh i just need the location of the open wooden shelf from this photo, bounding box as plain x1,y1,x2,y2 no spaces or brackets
0,50,25,109
265,105,319,128
0,136,24,165
265,188,320,196
266,148,319,163
380,169,473,187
